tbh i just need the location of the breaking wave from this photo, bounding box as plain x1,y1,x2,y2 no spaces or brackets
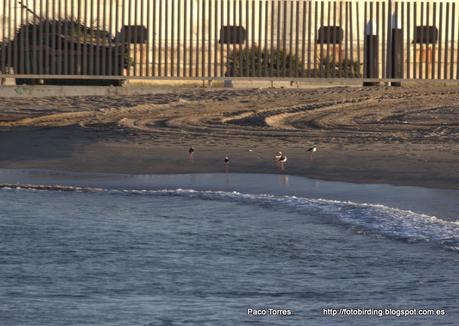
1,184,458,251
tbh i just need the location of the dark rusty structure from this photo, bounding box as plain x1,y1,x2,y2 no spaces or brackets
0,1,458,84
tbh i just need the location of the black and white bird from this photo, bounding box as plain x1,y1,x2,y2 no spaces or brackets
278,155,287,163
275,151,283,160
307,146,317,162
278,154,287,171
188,147,195,161
224,156,230,173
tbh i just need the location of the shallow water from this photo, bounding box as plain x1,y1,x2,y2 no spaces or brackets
0,171,458,325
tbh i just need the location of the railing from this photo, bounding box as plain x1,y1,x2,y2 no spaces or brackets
0,0,458,84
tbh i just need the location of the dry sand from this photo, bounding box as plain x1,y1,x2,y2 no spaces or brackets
0,86,458,189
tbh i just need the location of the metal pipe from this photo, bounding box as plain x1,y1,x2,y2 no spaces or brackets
146,0,150,76
165,0,169,76
450,3,455,79
444,2,450,79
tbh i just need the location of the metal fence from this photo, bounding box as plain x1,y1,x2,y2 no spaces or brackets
0,0,458,84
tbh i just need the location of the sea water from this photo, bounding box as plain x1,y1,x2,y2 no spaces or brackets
0,171,458,325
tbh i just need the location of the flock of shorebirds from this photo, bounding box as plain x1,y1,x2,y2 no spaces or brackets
187,146,317,171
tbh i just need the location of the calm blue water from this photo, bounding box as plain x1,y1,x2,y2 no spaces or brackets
0,172,458,325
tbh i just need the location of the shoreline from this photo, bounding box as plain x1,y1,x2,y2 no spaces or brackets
0,135,457,190
0,149,457,191
1,170,458,220
0,87,458,190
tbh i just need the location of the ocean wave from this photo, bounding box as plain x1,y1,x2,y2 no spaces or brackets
2,184,458,251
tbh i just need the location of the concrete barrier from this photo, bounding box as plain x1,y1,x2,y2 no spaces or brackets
0,85,202,98
1,80,457,98
0,80,362,98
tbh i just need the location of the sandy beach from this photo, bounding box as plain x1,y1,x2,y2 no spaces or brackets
1,87,459,325
0,86,458,189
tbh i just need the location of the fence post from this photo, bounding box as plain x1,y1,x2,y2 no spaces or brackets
363,19,379,86
390,11,403,86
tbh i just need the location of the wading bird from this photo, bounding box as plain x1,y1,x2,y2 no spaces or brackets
307,146,317,162
224,156,230,173
278,155,287,171
188,147,195,162
275,151,283,168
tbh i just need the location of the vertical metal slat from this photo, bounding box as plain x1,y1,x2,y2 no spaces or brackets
239,0,244,77
196,0,200,77
301,1,307,77
370,1,374,79
158,0,163,76
319,1,324,78
251,0,256,77
95,0,100,76
225,0,230,77
326,1,331,78
213,0,218,77
114,0,120,77
363,1,367,79
456,2,459,80
233,0,237,77
307,1,311,76
413,1,417,79
201,0,205,78
177,0,181,77
349,1,355,78
19,0,25,75
25,0,33,75
294,0,299,78
400,1,404,80
1,0,6,74
288,0,294,77
184,0,188,77
406,1,410,79
270,0,274,77
449,3,455,79
386,0,392,80
250,0,253,76
431,2,436,79
438,2,443,79
313,1,318,77
58,0,63,75
165,0,169,77
207,0,215,78
419,2,424,80
259,0,263,77
146,0,150,76
219,0,224,77
43,0,48,74
171,0,175,77
282,0,287,77
382,1,386,79
331,1,336,78
444,2,450,80
139,0,144,77
356,1,361,78
425,2,430,79
344,1,349,78
263,0,268,76
82,0,87,75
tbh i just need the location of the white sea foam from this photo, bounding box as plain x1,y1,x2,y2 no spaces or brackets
1,184,458,250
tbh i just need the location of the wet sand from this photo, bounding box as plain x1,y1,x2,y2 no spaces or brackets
0,86,458,189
